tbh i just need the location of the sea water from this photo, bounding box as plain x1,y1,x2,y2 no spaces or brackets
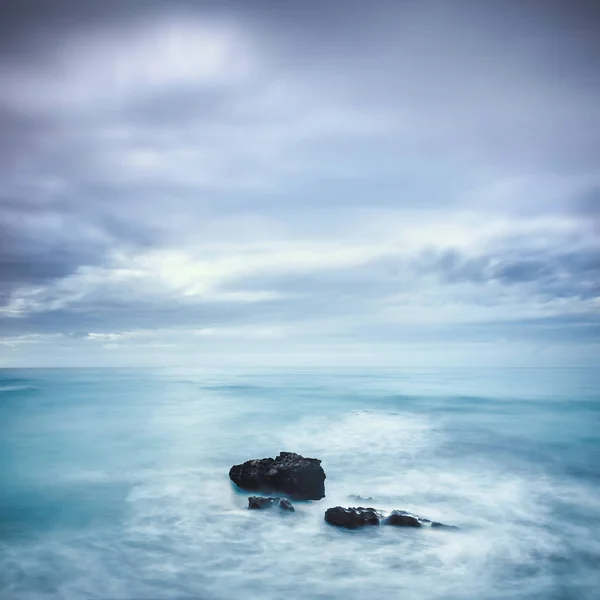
0,367,598,599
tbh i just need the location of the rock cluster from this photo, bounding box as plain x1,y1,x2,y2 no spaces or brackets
231,451,457,530
324,507,455,529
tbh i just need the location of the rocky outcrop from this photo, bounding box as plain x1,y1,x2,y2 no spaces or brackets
324,507,381,529
325,507,457,530
229,452,326,500
248,496,294,511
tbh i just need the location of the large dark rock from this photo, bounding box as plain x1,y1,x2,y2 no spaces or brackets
324,506,381,529
248,496,295,511
383,510,422,527
229,452,326,500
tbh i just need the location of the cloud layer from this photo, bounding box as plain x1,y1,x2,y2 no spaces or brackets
1,0,598,366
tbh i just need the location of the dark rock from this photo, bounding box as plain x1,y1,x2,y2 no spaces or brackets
383,510,422,527
325,506,381,529
384,510,457,529
324,507,458,530
229,452,326,500
248,496,295,511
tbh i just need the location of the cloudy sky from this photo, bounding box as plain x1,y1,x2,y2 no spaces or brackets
0,0,598,367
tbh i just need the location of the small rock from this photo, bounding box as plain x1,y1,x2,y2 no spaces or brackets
431,521,459,529
383,510,422,527
325,506,381,529
248,497,295,511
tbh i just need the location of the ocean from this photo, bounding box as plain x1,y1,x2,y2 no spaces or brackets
1,367,598,600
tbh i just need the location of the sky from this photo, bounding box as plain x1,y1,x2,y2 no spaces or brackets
0,0,598,367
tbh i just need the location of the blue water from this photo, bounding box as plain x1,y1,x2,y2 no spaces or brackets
1,367,598,600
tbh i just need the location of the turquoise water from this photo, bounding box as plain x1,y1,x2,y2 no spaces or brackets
1,367,599,599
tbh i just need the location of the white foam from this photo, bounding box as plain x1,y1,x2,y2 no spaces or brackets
0,385,38,393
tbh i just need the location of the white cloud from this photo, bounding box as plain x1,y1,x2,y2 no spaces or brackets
1,17,253,113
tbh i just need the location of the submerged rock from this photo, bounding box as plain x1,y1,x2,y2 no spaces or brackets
248,496,295,511
229,452,326,500
348,495,375,502
324,506,381,529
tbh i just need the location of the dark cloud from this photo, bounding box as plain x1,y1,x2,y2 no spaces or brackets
0,224,92,295
416,247,600,300
574,187,600,223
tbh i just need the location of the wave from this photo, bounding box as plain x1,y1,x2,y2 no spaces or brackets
0,384,38,393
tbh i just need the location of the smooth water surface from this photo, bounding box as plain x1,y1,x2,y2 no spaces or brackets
1,367,599,599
